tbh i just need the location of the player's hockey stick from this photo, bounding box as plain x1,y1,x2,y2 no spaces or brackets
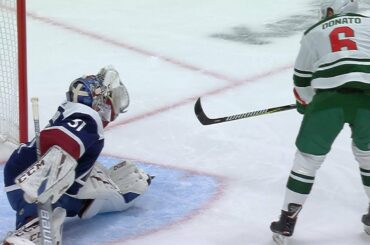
194,97,297,125
31,97,56,245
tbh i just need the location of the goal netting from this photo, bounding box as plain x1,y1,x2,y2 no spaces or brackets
0,0,28,144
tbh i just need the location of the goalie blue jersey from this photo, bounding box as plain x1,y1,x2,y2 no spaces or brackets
41,101,105,194
4,101,105,228
4,101,105,196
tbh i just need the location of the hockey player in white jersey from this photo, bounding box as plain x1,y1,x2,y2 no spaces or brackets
270,0,370,244
2,66,152,245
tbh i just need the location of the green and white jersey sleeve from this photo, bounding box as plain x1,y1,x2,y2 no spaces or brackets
293,36,316,105
294,14,370,92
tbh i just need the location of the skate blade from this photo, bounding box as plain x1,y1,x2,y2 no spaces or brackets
272,233,288,245
364,224,370,235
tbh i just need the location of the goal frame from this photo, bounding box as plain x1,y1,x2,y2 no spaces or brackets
17,0,28,143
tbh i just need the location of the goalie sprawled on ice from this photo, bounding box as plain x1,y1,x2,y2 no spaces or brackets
2,66,152,245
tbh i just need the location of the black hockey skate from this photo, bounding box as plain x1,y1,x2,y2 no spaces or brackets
270,203,302,245
362,204,370,235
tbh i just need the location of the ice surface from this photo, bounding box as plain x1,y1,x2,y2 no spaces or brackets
1,0,370,244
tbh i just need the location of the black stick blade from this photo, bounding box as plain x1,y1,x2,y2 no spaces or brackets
194,98,208,125
194,98,224,125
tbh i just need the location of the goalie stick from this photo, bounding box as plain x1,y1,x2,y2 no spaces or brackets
194,98,297,125
31,97,56,245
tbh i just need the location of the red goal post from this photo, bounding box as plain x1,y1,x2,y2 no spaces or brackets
0,0,28,144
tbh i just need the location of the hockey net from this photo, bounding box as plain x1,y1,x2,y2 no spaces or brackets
0,0,28,145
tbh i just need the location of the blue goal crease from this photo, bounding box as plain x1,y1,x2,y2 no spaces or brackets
0,155,222,245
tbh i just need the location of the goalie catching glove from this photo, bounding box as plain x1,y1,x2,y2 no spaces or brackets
76,160,152,219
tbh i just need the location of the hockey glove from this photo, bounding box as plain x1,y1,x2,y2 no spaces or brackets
293,87,314,115
296,101,306,115
15,146,77,204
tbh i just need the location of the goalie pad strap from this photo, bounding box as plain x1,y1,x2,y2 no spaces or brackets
4,184,21,193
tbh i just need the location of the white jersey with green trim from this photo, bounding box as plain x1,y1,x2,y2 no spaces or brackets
294,13,370,90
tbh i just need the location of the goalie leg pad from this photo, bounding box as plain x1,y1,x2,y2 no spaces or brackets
3,207,66,245
6,188,85,229
76,161,151,219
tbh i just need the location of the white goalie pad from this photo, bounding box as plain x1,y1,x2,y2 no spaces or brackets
4,207,66,245
15,145,77,204
75,162,121,200
76,160,151,219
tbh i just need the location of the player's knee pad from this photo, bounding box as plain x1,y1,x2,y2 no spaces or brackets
75,161,151,219
352,143,370,170
292,150,326,176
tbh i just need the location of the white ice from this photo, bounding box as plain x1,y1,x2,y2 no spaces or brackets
1,0,370,244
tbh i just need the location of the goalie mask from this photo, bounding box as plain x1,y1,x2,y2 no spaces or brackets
320,0,359,19
66,66,129,125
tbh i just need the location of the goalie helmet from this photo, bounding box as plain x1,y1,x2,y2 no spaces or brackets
320,0,359,19
66,66,129,125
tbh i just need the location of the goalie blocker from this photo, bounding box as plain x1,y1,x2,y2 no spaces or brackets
15,145,77,205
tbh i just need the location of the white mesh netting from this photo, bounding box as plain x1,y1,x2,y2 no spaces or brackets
0,0,19,144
